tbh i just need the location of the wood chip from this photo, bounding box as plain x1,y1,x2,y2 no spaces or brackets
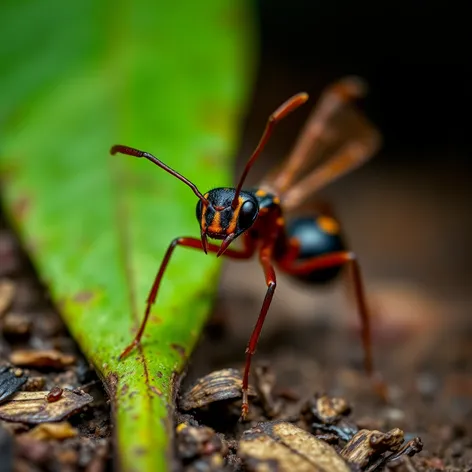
176,423,226,461
238,421,350,472
2,312,32,336
180,368,257,410
0,279,15,318
24,421,78,440
0,390,92,424
313,395,350,423
9,349,76,369
23,377,46,391
340,428,404,468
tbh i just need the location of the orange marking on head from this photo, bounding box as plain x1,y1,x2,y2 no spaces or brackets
226,196,244,234
208,211,222,233
317,215,340,234
273,196,280,205
200,193,210,230
255,189,267,197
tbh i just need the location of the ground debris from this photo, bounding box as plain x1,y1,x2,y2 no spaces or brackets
253,363,281,418
0,365,28,404
0,389,93,423
368,437,424,471
2,311,32,337
9,349,76,369
177,370,426,472
180,368,257,411
0,279,15,318
238,421,350,472
302,393,358,442
304,394,351,423
24,421,78,440
15,435,53,464
176,422,228,471
341,428,404,467
23,376,46,391
301,393,424,470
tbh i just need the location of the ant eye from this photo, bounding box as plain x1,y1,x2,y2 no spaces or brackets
196,200,203,221
238,200,258,228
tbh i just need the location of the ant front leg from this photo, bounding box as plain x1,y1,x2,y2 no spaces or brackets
241,245,277,419
278,250,387,399
119,236,255,360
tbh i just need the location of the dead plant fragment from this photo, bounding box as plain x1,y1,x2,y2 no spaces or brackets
0,389,93,423
176,422,228,471
238,421,351,472
302,393,358,442
2,311,32,337
307,393,351,423
252,363,281,418
24,421,78,441
0,279,15,318
9,349,76,369
341,428,405,467
180,368,257,411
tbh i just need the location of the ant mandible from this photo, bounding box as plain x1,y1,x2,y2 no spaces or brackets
112,76,383,419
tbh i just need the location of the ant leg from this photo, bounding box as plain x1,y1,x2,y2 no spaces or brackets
119,236,255,360
278,250,386,398
241,246,277,419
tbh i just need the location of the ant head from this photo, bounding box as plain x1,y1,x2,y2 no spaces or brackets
196,188,259,253
111,92,308,257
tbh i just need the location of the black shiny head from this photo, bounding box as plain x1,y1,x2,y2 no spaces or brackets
196,188,259,255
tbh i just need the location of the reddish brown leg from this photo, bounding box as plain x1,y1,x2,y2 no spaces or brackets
278,251,384,394
241,245,277,419
119,236,255,360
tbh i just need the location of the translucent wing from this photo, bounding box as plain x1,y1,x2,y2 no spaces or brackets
260,76,381,211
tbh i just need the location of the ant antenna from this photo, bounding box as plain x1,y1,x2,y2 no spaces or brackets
231,92,309,210
111,145,211,206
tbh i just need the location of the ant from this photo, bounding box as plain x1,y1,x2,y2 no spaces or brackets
111,76,383,419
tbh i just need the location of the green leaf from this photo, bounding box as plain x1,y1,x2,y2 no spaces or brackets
0,2,255,470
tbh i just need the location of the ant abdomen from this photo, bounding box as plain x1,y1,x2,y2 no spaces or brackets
285,215,346,284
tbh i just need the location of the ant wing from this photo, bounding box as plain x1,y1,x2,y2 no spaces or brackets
281,119,381,212
260,76,381,211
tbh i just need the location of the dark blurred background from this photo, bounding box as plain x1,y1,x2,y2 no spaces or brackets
254,0,470,159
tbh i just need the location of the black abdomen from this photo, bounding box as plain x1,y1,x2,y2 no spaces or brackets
286,216,345,284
